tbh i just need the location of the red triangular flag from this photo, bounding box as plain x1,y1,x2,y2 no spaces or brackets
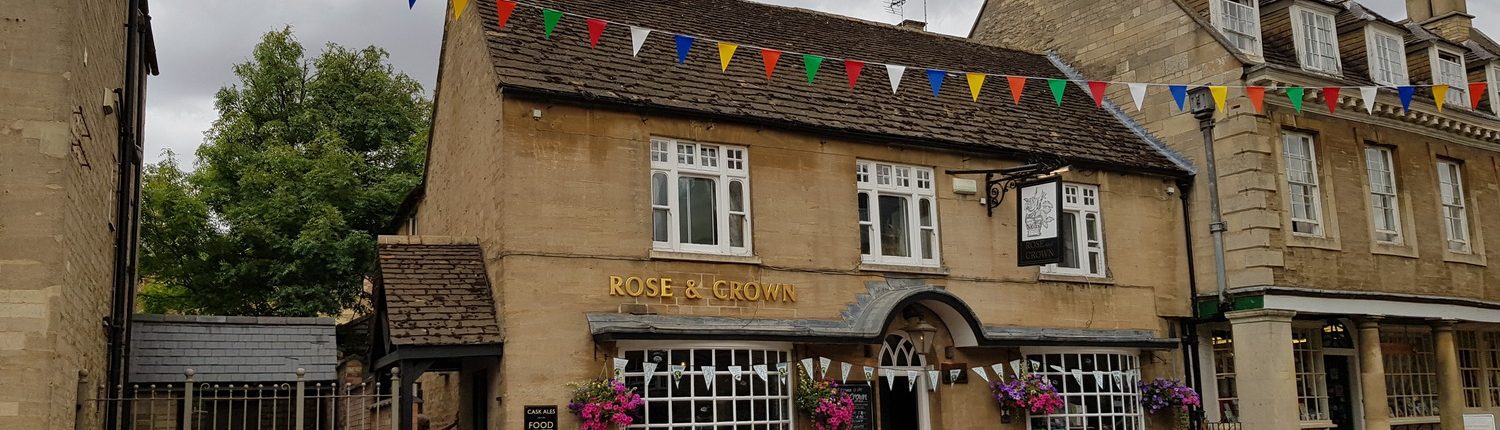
1246,86,1266,113
760,49,781,80
586,18,608,48
1088,81,1108,108
1007,76,1027,104
495,0,517,30
1471,82,1489,109
1323,87,1341,113
844,60,865,90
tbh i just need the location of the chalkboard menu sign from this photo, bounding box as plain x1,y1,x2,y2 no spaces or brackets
524,405,558,429
841,384,874,430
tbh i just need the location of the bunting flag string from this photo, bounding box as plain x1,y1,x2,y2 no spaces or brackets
458,0,1476,118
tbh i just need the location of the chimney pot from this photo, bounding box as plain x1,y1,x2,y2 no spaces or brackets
899,19,927,31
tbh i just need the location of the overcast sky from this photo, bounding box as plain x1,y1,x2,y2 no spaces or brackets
144,0,1496,168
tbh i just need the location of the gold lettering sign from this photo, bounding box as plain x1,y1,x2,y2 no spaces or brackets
608,275,796,303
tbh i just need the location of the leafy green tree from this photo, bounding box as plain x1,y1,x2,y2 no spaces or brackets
139,28,429,316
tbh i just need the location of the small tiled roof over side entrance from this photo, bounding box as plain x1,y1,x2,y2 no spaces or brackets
130,314,337,383
376,236,502,347
468,0,1188,175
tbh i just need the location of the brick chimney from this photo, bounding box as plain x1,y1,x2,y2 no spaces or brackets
1407,0,1474,42
899,19,927,31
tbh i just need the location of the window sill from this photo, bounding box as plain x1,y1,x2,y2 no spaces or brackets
857,263,949,276
1287,234,1342,251
1370,242,1418,259
1298,419,1336,429
1442,250,1486,267
1389,417,1439,426
1038,273,1115,285
650,250,762,265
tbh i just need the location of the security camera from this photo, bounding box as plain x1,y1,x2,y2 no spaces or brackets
1165,186,1177,196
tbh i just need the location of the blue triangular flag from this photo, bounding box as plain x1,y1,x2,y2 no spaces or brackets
408,0,416,8
1398,86,1415,112
674,35,695,64
926,69,946,97
1170,85,1188,111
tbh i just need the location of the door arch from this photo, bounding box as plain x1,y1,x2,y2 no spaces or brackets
877,331,931,430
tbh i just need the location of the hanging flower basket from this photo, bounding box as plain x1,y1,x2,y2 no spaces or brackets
567,378,644,430
1139,378,1201,430
990,371,1065,421
794,363,856,430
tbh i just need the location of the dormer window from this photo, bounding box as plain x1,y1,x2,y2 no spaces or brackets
1367,28,1410,86
1292,6,1341,74
1211,0,1262,56
1434,49,1469,107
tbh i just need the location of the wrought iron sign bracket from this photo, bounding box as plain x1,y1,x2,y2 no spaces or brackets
946,158,1068,217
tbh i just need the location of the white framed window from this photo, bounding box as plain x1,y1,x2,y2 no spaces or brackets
1292,327,1330,423
1488,64,1500,116
1457,331,1483,408
1437,160,1471,253
1209,329,1240,423
1367,28,1410,86
1041,184,1107,278
1381,327,1439,420
1487,332,1500,407
619,343,793,429
1365,147,1402,244
1210,0,1263,56
1024,350,1145,430
857,160,940,267
651,138,751,256
1293,7,1342,74
1283,133,1324,236
1435,49,1469,107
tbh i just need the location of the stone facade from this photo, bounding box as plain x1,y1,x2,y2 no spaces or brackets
0,1,153,429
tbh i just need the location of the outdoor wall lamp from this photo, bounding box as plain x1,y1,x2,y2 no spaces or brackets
903,311,938,358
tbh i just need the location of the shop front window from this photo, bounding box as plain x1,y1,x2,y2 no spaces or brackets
650,138,751,256
1025,351,1144,430
856,160,940,267
1381,327,1439,421
620,345,792,429
1209,330,1239,423
1292,327,1330,423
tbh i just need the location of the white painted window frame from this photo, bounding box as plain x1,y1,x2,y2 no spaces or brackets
1366,27,1410,86
1433,47,1470,107
616,341,795,429
1291,325,1332,424
857,160,940,267
1020,349,1145,430
1291,5,1342,74
1364,147,1402,244
1041,183,1107,278
1283,132,1325,237
1488,63,1500,116
650,137,752,256
1437,160,1471,253
1198,327,1239,424
1210,0,1264,57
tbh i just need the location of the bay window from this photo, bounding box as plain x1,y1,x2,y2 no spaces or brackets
1365,147,1401,244
651,138,751,255
1211,0,1262,56
620,344,793,429
1283,133,1324,236
1367,28,1409,86
1437,160,1470,253
1025,351,1144,430
857,160,940,267
1042,184,1106,278
1294,7,1341,74
1435,50,1469,107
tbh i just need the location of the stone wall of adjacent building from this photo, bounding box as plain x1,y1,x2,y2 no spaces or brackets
0,1,130,428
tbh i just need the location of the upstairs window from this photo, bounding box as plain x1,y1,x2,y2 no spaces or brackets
1211,0,1263,56
1364,147,1402,244
1294,7,1341,74
857,160,939,267
1436,50,1469,107
1437,160,1471,253
651,138,751,255
1042,184,1107,278
1488,65,1500,116
1368,28,1410,86
1283,133,1324,236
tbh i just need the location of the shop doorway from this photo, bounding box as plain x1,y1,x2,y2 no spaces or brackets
1324,355,1356,430
877,333,930,430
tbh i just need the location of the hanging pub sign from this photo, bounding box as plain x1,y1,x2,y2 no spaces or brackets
1017,176,1063,266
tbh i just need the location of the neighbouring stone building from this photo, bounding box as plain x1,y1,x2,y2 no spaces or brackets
0,1,156,430
366,0,1207,429
972,0,1500,429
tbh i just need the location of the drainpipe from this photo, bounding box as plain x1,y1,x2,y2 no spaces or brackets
105,0,150,428
1187,87,1230,307
1177,178,1205,429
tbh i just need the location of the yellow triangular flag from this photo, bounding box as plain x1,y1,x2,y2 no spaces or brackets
452,0,471,20
717,42,738,72
1433,84,1450,112
1209,86,1228,112
966,73,987,102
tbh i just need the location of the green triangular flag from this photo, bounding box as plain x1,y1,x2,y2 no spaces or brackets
1047,79,1067,106
542,9,563,39
802,54,824,85
1286,86,1305,113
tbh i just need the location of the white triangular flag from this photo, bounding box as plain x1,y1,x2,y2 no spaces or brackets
993,363,1008,381
729,366,744,382
972,367,990,383
612,358,630,379
1031,361,1042,372
775,362,789,386
1009,360,1024,374
886,64,907,94
1129,83,1149,111
629,27,652,56
1112,371,1124,389
840,362,852,384
927,370,941,391
884,369,896,389
1071,369,1085,387
1050,365,1066,374
906,370,919,391
1361,86,1378,114
863,366,875,385
1096,371,1108,391
670,365,685,388
801,358,815,380
819,357,832,379
949,369,962,386
643,362,658,382
702,366,716,389
753,364,769,382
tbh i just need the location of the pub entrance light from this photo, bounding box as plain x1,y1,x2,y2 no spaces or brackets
903,311,939,357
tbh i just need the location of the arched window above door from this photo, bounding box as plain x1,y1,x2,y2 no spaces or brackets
880,332,926,368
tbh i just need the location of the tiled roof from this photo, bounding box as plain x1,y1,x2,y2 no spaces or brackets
468,0,1188,175
376,237,502,347
129,314,338,383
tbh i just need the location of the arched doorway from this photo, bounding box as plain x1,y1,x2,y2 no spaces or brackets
878,331,930,430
